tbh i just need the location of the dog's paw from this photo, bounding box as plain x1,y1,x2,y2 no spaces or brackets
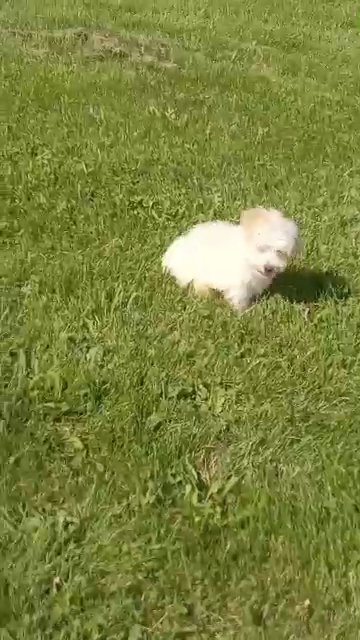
224,289,250,313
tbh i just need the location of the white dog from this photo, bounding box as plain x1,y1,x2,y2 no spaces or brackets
162,207,299,312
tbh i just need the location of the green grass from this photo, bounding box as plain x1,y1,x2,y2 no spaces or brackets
1,1,360,637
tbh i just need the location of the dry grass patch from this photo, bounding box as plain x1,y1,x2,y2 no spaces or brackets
0,27,179,67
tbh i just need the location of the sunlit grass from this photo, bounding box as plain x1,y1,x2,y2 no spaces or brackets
1,1,360,637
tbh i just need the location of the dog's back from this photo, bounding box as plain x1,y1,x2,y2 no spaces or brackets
162,221,246,289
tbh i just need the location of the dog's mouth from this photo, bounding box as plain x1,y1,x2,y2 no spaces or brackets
258,266,276,279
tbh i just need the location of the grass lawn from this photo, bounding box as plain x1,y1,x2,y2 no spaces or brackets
1,0,360,637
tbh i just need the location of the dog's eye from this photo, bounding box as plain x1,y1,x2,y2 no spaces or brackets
276,250,287,259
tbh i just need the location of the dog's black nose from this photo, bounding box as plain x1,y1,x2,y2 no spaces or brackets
264,265,274,275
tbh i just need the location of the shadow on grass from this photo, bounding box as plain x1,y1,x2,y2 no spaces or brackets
270,267,350,303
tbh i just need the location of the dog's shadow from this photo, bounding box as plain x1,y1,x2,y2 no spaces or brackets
269,267,350,303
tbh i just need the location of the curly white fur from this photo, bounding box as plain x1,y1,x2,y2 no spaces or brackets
162,207,299,312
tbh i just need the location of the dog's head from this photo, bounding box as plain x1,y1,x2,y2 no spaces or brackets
240,207,299,280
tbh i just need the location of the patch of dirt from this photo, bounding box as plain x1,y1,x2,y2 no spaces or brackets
196,444,228,487
0,27,179,69
248,62,278,82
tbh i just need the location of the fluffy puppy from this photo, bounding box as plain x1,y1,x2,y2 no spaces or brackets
162,207,299,312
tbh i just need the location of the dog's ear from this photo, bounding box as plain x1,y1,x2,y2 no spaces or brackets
240,207,270,236
240,207,263,224
283,219,301,257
